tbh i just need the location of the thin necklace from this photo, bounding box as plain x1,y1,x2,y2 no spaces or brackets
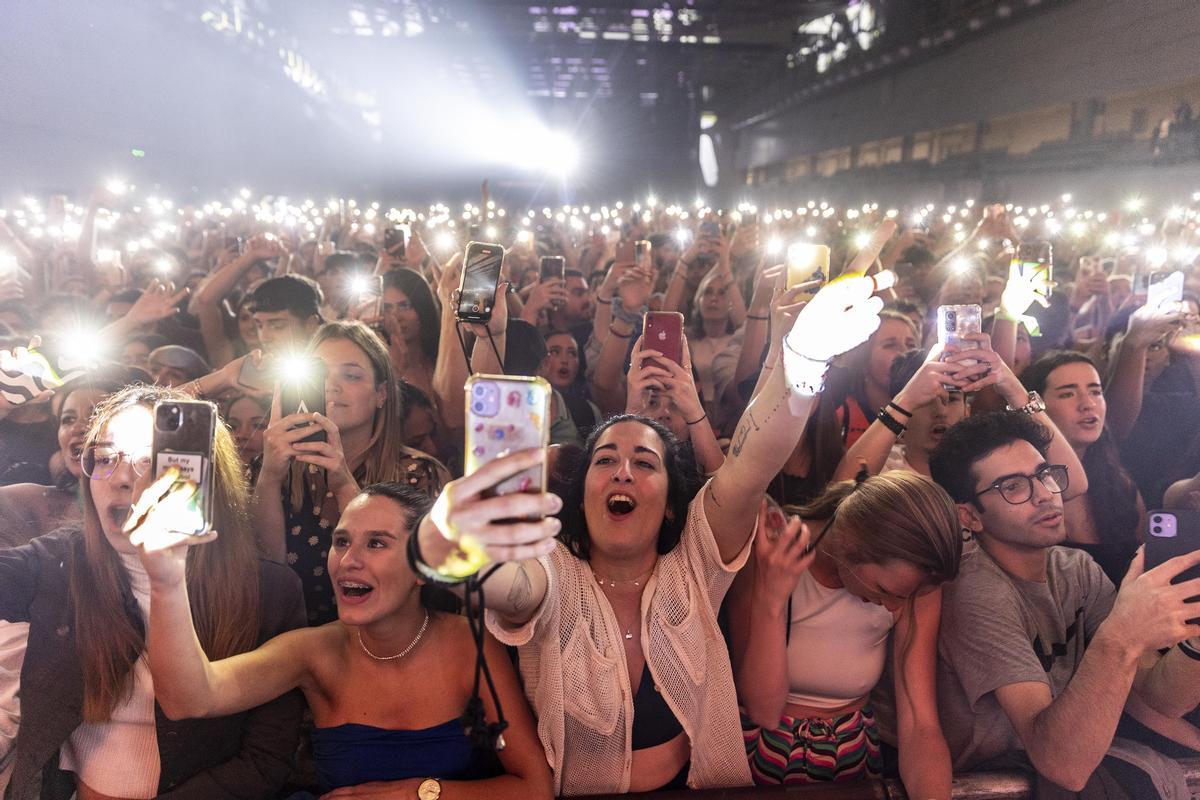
592,566,654,589
357,611,430,661
593,567,653,641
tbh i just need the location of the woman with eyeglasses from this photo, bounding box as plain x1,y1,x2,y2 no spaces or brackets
0,384,305,800
726,472,962,797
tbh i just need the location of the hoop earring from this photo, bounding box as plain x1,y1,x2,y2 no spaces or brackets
961,527,974,542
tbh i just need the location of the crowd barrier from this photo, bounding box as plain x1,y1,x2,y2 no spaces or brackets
579,758,1200,799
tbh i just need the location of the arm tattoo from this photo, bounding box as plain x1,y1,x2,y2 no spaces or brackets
506,564,534,612
730,411,758,458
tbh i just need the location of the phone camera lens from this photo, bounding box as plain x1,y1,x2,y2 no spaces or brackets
472,402,484,412
1152,515,1162,524
1153,526,1163,535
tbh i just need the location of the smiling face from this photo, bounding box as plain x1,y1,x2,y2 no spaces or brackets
58,388,106,479
965,440,1066,551
582,420,671,561
315,336,386,435
328,493,421,625
86,404,155,554
1042,361,1105,450
541,332,580,390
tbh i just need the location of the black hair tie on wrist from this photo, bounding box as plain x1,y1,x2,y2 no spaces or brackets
887,401,913,418
876,406,907,437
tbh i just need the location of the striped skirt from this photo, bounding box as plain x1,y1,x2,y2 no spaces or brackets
741,706,882,785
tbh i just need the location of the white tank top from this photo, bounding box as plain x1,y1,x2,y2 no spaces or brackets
785,569,895,710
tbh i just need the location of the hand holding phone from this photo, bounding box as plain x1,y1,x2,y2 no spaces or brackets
456,242,505,323
149,400,217,536
465,376,551,499
277,357,328,443
642,312,684,366
937,304,982,387
1144,510,1200,625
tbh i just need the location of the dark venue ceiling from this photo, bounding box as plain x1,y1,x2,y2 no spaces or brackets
0,0,1058,201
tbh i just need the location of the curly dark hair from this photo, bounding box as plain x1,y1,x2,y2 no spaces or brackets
556,414,703,560
930,411,1053,510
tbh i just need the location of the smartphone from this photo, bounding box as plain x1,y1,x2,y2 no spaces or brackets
236,355,274,394
643,311,685,366
456,241,505,323
614,240,635,264
464,375,551,501
1014,242,1053,302
384,225,407,257
938,304,982,386
786,243,830,292
151,400,217,536
277,357,327,443
634,239,652,268
224,236,245,256
1145,270,1185,310
742,212,758,227
1099,256,1117,275
540,255,566,283
1145,510,1200,624
699,220,721,239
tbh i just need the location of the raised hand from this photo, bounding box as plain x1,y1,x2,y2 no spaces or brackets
1104,547,1200,653
127,279,189,327
422,448,563,575
1000,261,1051,318
752,502,814,604
126,469,218,587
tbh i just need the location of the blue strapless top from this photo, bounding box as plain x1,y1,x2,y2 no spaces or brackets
311,718,478,792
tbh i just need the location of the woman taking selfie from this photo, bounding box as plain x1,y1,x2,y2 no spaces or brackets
0,384,304,800
252,320,449,625
726,471,961,796
409,268,891,794
132,482,553,800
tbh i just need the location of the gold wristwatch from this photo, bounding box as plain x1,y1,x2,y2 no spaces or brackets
417,777,442,800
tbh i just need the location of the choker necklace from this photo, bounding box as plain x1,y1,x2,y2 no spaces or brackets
592,566,654,589
357,611,430,661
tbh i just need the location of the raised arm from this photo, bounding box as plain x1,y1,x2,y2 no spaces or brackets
431,253,469,435
128,479,313,720
1105,305,1180,442
727,511,813,727
834,348,965,481
706,268,890,563
191,236,281,366
733,266,777,392
413,449,560,627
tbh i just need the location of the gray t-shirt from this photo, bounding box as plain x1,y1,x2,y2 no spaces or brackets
937,546,1116,770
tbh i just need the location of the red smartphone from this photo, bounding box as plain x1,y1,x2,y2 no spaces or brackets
614,240,635,264
642,311,684,366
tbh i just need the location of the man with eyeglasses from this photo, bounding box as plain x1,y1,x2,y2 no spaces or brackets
930,411,1200,795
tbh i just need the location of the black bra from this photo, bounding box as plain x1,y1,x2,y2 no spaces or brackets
631,662,684,750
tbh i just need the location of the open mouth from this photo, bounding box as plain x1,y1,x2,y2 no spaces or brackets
1078,416,1100,428
109,505,131,529
930,424,948,437
606,493,637,518
338,580,374,600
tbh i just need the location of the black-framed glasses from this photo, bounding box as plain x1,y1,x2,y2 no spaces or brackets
972,464,1069,505
81,446,152,480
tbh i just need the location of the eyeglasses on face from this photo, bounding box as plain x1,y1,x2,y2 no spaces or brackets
81,446,152,480
972,464,1069,505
